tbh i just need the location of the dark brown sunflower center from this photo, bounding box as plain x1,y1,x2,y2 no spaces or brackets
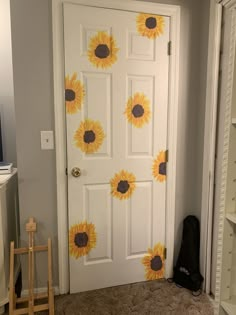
74,232,88,248
132,104,144,118
159,162,166,175
145,17,157,29
95,44,110,59
65,89,75,102
84,130,96,144
117,180,130,194
150,255,163,271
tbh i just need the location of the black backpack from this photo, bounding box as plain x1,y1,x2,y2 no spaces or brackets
173,215,203,292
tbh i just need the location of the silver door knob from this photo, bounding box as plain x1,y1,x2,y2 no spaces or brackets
71,167,81,177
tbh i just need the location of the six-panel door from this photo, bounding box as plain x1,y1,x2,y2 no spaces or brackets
64,3,170,293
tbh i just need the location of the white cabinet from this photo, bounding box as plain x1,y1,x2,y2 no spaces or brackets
0,170,20,314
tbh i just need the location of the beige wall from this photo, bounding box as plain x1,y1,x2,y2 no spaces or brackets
10,0,210,290
0,0,16,166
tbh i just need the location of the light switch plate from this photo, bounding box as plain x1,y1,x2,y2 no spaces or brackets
40,131,54,150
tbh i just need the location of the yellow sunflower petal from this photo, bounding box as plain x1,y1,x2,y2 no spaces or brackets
137,14,165,39
153,243,164,254
142,256,152,266
142,242,165,281
71,72,77,81
74,119,105,154
69,221,97,259
87,31,119,68
157,151,166,162
65,72,85,114
152,151,167,182
124,92,151,128
110,170,136,200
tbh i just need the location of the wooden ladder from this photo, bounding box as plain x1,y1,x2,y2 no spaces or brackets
9,217,55,315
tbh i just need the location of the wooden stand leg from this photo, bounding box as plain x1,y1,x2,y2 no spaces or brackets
13,292,17,310
48,239,54,315
9,241,15,315
9,218,55,315
28,230,35,315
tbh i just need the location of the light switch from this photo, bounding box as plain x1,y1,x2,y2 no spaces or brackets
40,131,54,150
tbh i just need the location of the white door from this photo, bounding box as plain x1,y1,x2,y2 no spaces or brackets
64,3,170,293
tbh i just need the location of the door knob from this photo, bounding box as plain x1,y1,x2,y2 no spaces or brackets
71,167,81,177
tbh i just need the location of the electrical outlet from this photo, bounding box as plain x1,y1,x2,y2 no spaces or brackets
40,131,54,150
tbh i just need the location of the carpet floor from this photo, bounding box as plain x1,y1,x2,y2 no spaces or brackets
6,280,214,315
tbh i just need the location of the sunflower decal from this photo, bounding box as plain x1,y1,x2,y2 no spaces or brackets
152,151,167,182
69,221,97,259
142,243,165,280
74,119,105,154
87,31,119,68
124,93,151,128
137,13,164,39
65,73,85,114
110,170,136,200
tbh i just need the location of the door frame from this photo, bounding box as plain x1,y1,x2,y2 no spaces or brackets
211,0,236,310
200,0,236,297
200,0,222,294
52,0,180,294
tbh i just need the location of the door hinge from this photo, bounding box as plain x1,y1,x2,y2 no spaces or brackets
168,41,172,56
164,247,167,260
65,168,68,176
165,150,169,163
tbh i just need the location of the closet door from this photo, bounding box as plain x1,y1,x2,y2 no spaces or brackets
64,3,170,293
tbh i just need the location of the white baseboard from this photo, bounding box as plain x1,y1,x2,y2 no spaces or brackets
0,297,8,308
21,286,60,297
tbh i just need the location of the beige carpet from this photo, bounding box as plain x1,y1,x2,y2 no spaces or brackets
6,280,214,315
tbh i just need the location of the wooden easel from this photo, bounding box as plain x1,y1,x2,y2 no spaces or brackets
9,217,55,315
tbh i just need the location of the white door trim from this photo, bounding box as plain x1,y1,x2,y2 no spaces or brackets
214,1,236,311
52,0,180,294
200,1,222,294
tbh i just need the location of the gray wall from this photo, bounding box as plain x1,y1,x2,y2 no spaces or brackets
0,0,17,166
10,0,210,290
10,0,58,289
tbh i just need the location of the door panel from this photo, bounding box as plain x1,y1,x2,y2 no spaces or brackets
64,3,170,293
82,72,112,157
127,181,153,257
84,184,112,263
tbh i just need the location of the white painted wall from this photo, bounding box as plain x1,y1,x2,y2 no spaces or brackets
10,0,210,290
0,0,17,166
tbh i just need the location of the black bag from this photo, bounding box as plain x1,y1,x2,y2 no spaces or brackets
173,215,203,292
